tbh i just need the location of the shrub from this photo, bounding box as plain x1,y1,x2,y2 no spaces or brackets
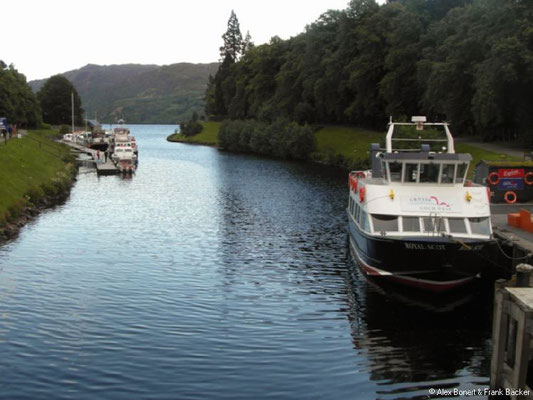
219,118,315,160
59,125,71,134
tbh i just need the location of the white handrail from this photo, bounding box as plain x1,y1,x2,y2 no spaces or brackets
385,118,455,154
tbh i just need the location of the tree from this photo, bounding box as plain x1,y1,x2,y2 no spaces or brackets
220,10,244,63
37,75,83,126
242,31,255,56
0,62,41,127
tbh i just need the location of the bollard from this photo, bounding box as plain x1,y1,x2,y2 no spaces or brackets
515,263,533,287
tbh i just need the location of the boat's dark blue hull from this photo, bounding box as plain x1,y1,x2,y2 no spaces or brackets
347,215,495,292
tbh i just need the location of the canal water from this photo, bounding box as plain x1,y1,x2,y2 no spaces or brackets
0,125,493,399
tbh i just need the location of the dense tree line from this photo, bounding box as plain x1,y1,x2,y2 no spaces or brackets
0,61,41,127
206,0,533,144
219,118,315,160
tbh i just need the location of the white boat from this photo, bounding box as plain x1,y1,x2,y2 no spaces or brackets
110,124,138,173
347,116,495,292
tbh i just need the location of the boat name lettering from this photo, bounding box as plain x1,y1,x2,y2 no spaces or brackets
404,243,445,250
400,195,460,213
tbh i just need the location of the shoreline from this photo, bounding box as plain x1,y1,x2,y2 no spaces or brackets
167,122,522,173
0,129,78,245
0,182,75,243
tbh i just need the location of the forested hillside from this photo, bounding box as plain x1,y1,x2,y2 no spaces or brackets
30,63,219,124
206,0,533,144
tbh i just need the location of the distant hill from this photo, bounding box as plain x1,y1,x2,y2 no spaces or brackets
29,62,219,124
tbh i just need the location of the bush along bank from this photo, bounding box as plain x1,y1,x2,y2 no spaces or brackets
0,130,78,242
218,118,315,161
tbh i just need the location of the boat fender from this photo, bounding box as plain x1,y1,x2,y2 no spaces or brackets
487,172,499,185
524,172,533,186
504,191,517,204
359,187,365,202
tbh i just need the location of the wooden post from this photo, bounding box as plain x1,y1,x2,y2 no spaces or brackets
491,287,510,389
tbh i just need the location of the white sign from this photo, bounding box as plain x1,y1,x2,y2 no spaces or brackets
400,195,461,213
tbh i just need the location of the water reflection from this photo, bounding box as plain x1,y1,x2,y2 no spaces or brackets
344,258,492,398
0,125,495,399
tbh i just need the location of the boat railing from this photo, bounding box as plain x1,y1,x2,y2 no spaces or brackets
385,116,455,154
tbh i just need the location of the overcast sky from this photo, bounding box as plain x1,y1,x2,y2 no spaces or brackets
4,0,356,81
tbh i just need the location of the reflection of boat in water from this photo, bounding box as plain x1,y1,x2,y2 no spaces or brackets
347,116,495,292
343,262,492,397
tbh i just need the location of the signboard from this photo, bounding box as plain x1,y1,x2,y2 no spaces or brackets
400,195,461,213
498,178,524,191
498,168,524,178
0,117,6,129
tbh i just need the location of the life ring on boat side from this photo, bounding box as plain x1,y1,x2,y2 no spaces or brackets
524,172,533,186
359,187,365,202
487,172,499,186
504,191,517,204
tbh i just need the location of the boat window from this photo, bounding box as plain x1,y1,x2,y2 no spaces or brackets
469,217,491,235
441,164,456,184
456,163,468,184
404,163,419,183
423,216,445,233
419,163,440,183
381,161,388,181
448,218,467,234
371,214,399,232
360,210,369,231
402,217,420,232
389,162,402,182
355,204,361,224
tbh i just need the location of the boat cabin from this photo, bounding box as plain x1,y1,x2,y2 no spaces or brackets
378,150,472,186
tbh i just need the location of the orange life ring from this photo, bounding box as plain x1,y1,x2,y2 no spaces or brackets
504,191,517,204
487,172,499,186
524,172,533,186
359,187,365,203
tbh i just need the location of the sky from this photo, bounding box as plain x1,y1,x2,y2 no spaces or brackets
4,0,354,81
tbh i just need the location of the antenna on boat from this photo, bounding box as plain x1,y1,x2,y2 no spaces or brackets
411,116,426,131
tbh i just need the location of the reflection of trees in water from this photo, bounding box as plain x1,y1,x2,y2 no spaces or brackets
344,262,493,390
213,153,349,287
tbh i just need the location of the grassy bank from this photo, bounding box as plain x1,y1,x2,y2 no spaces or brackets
0,129,76,226
166,121,519,174
454,142,520,177
167,121,220,146
310,125,383,170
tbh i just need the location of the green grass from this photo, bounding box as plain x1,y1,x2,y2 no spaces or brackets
454,142,521,177
165,121,521,176
310,125,384,169
0,129,75,225
167,121,220,146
